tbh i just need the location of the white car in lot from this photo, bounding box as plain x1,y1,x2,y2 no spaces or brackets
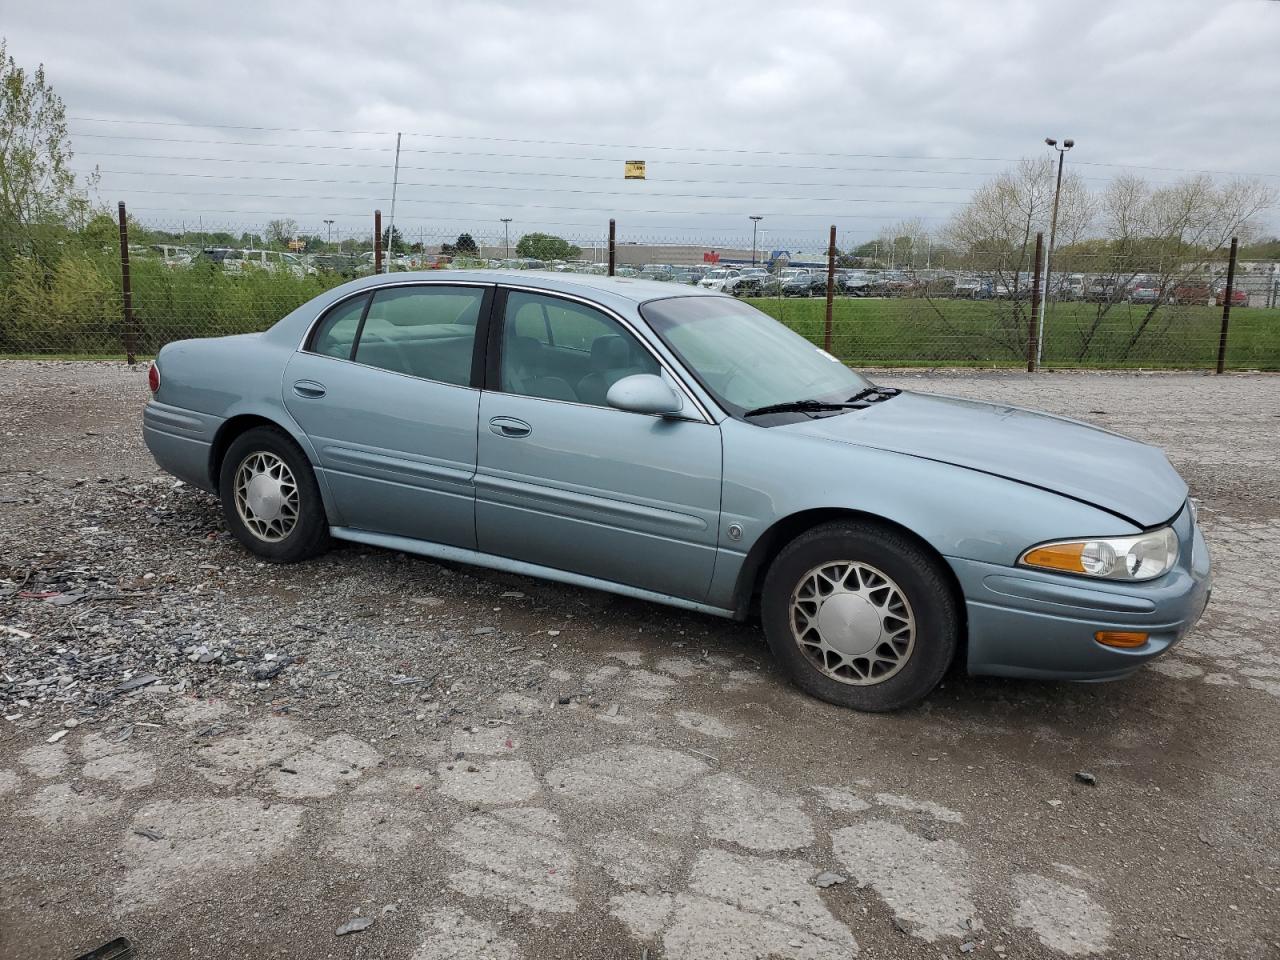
236,250,311,278
698,267,742,292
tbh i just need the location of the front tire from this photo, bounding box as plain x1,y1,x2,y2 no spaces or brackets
761,521,959,711
219,426,330,563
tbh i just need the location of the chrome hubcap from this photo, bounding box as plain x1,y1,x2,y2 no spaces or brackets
790,561,916,686
233,451,299,542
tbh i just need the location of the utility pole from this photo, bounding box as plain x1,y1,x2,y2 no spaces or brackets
501,218,512,259
750,216,763,266
1037,137,1074,367
385,132,402,272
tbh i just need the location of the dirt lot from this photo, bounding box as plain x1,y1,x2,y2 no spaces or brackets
1,361,1278,960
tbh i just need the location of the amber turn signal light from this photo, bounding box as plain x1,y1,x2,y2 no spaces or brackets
1094,631,1148,649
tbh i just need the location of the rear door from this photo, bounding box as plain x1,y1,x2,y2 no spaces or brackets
475,288,722,602
283,282,492,547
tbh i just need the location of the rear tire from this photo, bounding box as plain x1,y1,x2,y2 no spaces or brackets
761,520,959,712
218,426,330,563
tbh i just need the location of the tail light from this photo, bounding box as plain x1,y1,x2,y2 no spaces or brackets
148,363,160,393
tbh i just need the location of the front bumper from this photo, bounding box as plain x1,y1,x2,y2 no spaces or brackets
949,507,1211,681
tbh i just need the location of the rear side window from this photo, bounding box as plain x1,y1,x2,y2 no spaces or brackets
309,294,368,359
352,286,485,385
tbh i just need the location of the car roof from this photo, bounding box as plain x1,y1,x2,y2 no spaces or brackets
335,269,725,306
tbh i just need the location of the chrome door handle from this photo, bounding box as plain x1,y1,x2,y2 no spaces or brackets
489,416,531,438
292,380,326,399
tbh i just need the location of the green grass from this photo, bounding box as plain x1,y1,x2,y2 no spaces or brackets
746,297,1280,370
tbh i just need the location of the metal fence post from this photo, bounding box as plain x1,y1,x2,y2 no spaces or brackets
824,224,836,353
117,201,137,364
608,219,616,276
374,210,383,275
1028,232,1044,372
1216,236,1238,375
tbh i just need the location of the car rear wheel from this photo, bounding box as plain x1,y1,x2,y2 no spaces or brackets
761,520,959,711
219,426,330,563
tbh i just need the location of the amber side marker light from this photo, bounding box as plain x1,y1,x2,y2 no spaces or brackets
1095,631,1149,649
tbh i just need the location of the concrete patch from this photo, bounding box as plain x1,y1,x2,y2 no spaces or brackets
495,692,546,717
591,830,683,887
0,768,19,795
452,726,520,756
609,892,674,941
194,717,311,786
445,808,576,919
18,742,69,778
80,733,155,790
20,782,121,826
262,733,383,799
625,669,678,701
673,710,734,739
605,650,645,667
163,698,230,727
546,747,707,805
116,798,304,912
812,786,871,814
438,759,540,805
612,849,857,959
656,657,701,678
1012,872,1111,956
832,819,979,942
697,773,814,852
412,907,521,960
322,799,419,866
1148,660,1205,679
873,793,964,824
353,766,434,796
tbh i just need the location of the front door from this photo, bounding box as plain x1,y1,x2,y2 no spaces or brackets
283,283,491,548
475,289,722,602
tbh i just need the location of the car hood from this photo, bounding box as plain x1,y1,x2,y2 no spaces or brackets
780,391,1186,527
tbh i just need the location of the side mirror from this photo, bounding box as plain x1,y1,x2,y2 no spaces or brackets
606,374,684,416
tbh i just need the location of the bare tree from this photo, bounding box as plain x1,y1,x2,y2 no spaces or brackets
266,218,299,248
944,156,1093,355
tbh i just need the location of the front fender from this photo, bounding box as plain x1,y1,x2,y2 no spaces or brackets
708,418,1139,612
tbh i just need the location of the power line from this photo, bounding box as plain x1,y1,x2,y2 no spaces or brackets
84,167,974,200
67,115,1280,179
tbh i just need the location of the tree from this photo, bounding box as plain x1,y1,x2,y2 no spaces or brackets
0,41,94,261
265,218,298,248
381,224,406,251
454,233,478,255
515,232,581,261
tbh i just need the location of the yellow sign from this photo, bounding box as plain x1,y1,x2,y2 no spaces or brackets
624,160,646,180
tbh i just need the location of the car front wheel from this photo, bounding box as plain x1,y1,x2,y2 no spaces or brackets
218,426,330,563
761,520,959,711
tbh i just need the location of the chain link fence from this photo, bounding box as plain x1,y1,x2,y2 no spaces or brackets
2,211,1277,369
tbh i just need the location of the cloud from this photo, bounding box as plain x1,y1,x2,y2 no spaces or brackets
4,0,1277,245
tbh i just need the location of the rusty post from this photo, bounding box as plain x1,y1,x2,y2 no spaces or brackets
823,224,836,353
608,219,616,276
1216,236,1238,375
374,210,383,275
117,201,137,365
1029,231,1044,372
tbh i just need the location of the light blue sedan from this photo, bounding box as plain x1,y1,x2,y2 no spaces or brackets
143,272,1211,711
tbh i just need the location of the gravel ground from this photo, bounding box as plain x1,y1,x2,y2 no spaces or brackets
1,361,1278,960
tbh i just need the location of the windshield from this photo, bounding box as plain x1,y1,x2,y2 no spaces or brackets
641,296,870,418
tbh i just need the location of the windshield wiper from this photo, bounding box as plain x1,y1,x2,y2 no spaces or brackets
847,386,901,403
743,398,870,417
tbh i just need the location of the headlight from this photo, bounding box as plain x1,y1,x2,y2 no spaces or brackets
1019,527,1179,582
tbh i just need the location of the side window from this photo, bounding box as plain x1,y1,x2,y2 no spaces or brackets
500,291,658,407
353,285,484,385
309,294,368,359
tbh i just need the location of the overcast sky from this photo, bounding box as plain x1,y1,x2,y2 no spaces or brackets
4,0,1278,250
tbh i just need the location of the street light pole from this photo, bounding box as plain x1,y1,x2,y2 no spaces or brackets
323,219,334,249
749,216,763,266
1036,137,1074,368
501,218,512,259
